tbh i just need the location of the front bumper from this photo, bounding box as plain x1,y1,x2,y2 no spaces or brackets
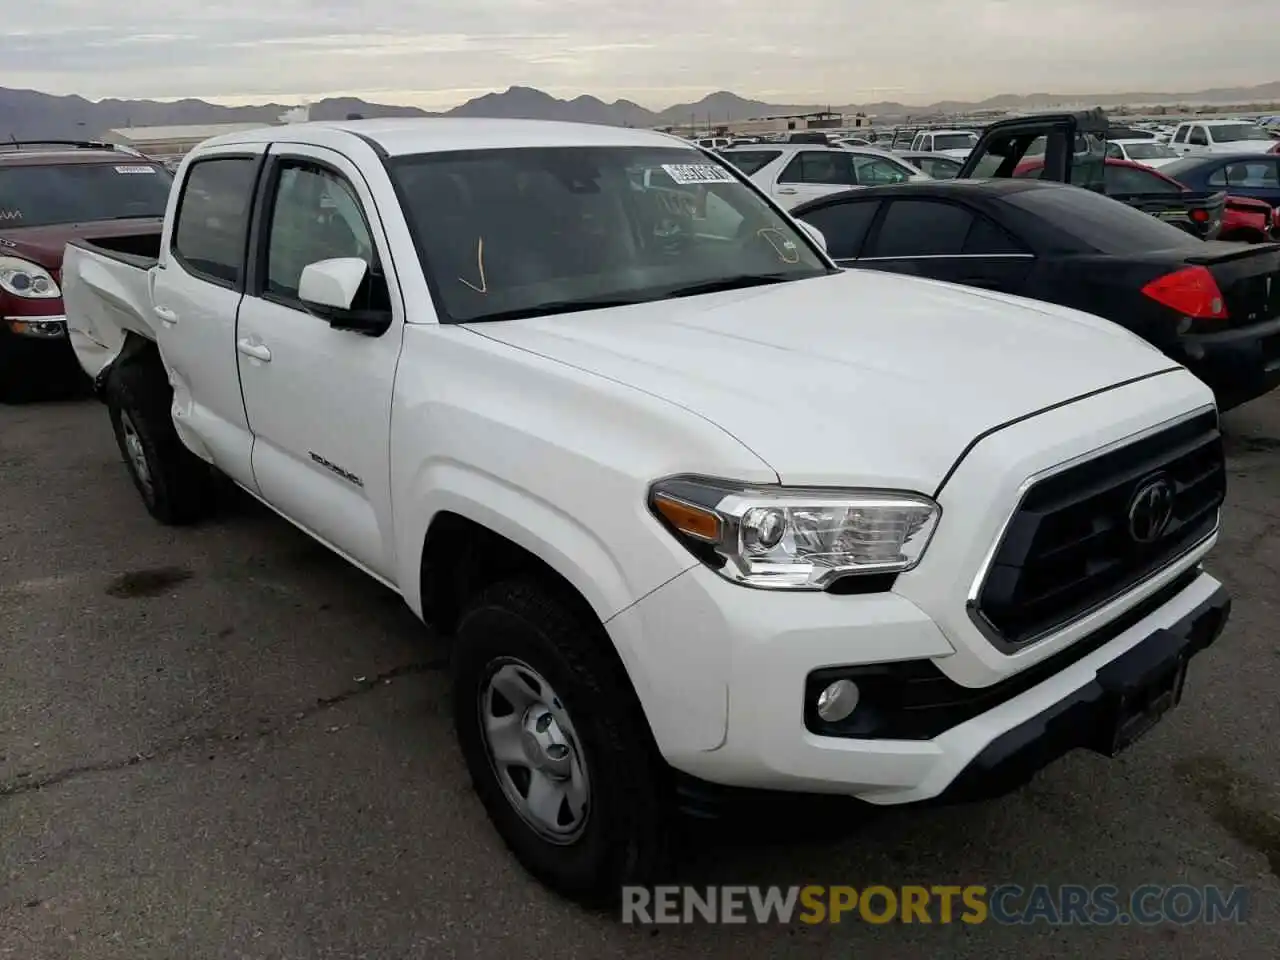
619,563,1228,805
4,314,68,340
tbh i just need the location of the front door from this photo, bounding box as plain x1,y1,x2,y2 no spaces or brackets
151,145,266,487
234,145,406,582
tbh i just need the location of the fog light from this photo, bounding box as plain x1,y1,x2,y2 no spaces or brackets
816,679,860,722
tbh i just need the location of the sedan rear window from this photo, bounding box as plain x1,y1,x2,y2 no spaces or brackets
1005,184,1203,254
0,161,172,227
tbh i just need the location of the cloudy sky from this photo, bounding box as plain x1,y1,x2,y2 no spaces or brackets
4,0,1276,109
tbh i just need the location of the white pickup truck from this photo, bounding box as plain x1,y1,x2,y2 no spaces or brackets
63,118,1231,905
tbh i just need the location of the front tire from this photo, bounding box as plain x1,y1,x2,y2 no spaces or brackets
452,578,671,906
106,361,215,525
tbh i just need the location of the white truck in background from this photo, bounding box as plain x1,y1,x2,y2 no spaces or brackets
62,118,1231,906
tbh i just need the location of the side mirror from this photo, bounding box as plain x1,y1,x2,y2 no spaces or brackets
298,256,390,336
796,219,827,253
299,257,367,311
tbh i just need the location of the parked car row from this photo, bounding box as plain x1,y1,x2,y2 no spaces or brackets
789,109,1280,412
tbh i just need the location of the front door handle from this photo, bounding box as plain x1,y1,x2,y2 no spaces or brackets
153,305,178,325
236,339,272,362
776,187,798,195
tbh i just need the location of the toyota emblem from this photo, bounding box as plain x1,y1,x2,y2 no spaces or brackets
1127,475,1176,543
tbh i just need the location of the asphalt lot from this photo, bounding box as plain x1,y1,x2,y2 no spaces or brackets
2,394,1279,959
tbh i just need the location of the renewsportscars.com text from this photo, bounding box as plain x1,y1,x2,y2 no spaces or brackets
621,884,1249,925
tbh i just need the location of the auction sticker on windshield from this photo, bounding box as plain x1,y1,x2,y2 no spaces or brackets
661,163,736,185
114,165,157,174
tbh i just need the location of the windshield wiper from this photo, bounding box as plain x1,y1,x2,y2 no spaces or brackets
662,273,798,298
466,296,651,323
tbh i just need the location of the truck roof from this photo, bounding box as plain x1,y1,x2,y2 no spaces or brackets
197,118,690,158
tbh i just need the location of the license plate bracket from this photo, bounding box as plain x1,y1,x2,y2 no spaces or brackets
1105,656,1188,756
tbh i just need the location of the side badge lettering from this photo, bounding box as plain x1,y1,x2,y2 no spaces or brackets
309,452,364,488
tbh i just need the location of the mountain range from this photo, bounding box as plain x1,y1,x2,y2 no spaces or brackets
4,81,1280,140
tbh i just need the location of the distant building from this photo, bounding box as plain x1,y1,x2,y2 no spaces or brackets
102,121,275,160
729,111,871,137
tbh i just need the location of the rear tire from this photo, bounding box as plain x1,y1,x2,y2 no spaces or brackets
106,360,215,525
452,577,672,906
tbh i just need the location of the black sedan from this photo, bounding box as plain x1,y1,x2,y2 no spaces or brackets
1160,154,1280,215
792,179,1280,410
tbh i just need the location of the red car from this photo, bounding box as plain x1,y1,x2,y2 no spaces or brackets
1011,156,1277,243
1220,194,1278,243
0,141,172,401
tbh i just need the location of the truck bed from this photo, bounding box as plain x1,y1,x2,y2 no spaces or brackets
62,233,163,384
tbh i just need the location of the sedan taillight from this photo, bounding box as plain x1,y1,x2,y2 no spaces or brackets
1141,266,1229,320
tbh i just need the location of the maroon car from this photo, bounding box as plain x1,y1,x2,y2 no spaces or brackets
0,141,172,401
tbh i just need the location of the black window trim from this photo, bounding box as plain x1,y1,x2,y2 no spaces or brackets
857,197,1035,262
168,150,267,292
246,149,390,323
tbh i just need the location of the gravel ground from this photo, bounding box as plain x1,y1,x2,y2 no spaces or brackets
2,393,1278,959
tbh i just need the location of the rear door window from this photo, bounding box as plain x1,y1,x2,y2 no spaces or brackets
719,150,781,176
779,151,856,185
850,156,913,186
172,156,259,286
963,216,1029,255
866,200,973,257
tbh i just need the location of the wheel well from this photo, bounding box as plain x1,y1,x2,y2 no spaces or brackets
100,331,165,396
420,511,599,636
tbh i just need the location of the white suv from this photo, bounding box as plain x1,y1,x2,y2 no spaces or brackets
720,142,928,208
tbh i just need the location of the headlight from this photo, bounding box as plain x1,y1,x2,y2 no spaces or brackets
648,476,940,590
0,256,61,299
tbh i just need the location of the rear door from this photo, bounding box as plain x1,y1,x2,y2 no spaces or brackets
771,150,857,208
152,144,266,487
853,198,1035,293
1171,124,1191,155
1186,125,1210,156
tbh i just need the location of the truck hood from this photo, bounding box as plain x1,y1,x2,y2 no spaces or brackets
0,218,163,272
468,270,1177,491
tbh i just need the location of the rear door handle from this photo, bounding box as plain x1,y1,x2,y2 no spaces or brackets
153,305,178,325
236,339,272,362
776,187,798,195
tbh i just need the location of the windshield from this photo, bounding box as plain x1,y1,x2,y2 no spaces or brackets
1006,184,1203,254
1210,123,1271,143
934,133,978,150
391,145,831,323
0,161,172,227
1123,142,1177,159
